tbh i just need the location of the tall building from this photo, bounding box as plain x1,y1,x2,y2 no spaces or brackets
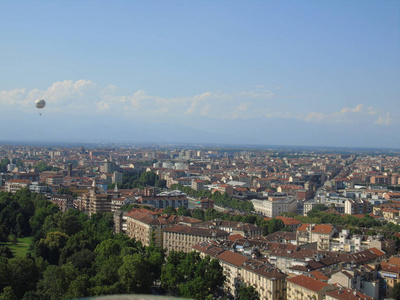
80,179,112,216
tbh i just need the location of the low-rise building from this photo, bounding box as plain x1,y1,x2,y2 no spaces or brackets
138,195,189,209
196,220,262,237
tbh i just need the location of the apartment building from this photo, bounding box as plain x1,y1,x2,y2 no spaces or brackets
329,229,395,254
296,224,338,251
5,179,31,193
79,181,113,216
240,260,287,300
125,209,174,247
379,257,400,298
344,198,371,215
193,241,287,300
191,179,205,191
214,250,249,297
163,225,229,254
51,194,74,212
286,274,336,300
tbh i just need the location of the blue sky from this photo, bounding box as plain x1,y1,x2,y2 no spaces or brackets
1,1,399,148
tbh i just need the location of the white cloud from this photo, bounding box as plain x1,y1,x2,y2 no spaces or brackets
374,112,395,126
96,101,109,111
303,112,326,122
44,80,96,103
1,81,395,128
232,103,250,119
302,104,395,126
0,88,26,105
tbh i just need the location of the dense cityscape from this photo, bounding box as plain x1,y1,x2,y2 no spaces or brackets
1,0,398,299
1,143,400,299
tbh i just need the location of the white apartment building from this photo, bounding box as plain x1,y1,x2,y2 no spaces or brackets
252,196,297,218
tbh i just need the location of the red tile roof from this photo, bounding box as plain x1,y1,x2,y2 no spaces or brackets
325,289,373,300
312,224,334,234
228,234,244,241
216,251,249,267
310,270,329,281
276,216,301,226
287,274,330,292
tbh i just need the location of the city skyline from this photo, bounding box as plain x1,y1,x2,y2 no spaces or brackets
1,1,399,148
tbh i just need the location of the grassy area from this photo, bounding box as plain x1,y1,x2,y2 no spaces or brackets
0,236,34,257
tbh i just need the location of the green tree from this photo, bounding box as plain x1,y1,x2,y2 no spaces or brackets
66,249,95,271
139,171,158,187
118,253,152,294
36,264,78,300
0,158,10,172
155,179,167,188
393,282,400,300
265,218,285,235
57,188,77,198
35,231,69,265
91,255,123,293
163,206,176,215
0,259,10,293
0,246,13,259
177,206,190,216
0,286,17,300
34,162,51,172
8,257,40,299
192,209,205,221
237,284,260,300
161,251,225,299
64,274,91,300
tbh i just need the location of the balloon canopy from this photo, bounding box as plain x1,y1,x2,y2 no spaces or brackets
35,99,46,109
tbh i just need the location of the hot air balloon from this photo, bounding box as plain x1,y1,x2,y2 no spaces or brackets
35,99,46,115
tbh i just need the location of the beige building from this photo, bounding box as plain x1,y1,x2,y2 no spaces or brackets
214,250,249,297
163,225,229,254
287,274,336,300
45,175,64,185
379,257,400,298
80,181,112,216
240,260,287,300
191,179,205,191
251,196,297,218
193,241,287,300
125,209,174,247
5,179,31,193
